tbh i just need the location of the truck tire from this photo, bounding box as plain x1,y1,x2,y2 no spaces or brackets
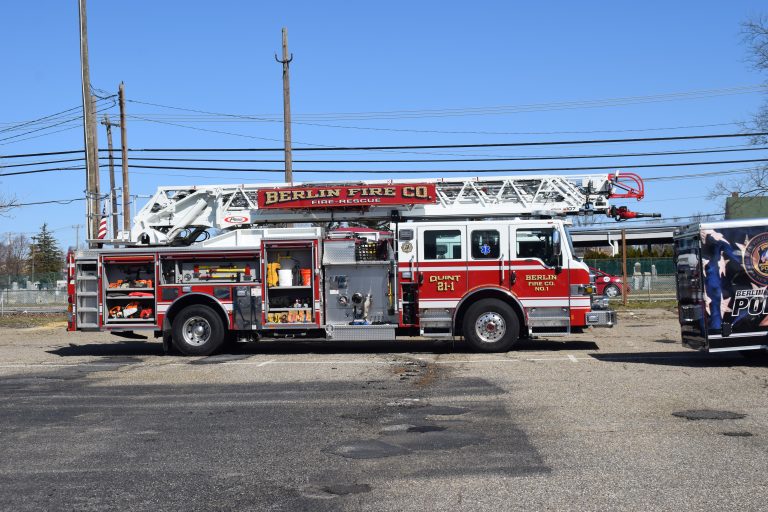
462,298,520,352
171,304,226,356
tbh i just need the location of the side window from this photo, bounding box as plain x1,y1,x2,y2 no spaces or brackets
424,230,462,260
471,230,500,259
516,228,556,267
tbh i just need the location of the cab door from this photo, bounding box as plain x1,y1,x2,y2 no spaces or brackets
509,224,571,334
415,225,468,309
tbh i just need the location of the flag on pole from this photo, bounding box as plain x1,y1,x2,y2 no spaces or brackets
98,207,108,239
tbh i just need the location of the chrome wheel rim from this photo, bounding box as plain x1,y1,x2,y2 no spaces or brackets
182,316,211,346
605,286,619,297
475,312,506,343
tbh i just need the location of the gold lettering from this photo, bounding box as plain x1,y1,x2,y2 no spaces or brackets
264,191,278,205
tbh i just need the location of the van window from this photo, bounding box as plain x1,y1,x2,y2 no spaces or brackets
471,230,500,259
516,228,556,267
424,230,462,260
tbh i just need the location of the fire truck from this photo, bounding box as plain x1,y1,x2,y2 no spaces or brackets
67,173,656,355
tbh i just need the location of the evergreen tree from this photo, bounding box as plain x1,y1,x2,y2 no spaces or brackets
29,224,63,285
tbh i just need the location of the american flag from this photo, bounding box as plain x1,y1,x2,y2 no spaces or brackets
98,207,108,239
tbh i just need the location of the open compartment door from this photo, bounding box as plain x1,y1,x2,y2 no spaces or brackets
262,239,320,328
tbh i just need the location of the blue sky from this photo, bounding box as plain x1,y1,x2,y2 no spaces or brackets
1,1,767,248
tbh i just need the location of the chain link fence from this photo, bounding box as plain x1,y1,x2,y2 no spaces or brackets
585,258,676,301
0,273,68,313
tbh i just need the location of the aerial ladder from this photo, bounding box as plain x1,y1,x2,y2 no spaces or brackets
126,172,659,246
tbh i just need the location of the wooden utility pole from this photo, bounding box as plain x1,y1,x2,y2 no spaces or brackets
101,115,119,238
119,82,130,232
275,28,294,184
621,229,628,307
78,0,100,247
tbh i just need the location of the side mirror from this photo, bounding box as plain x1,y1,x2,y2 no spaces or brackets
552,230,562,257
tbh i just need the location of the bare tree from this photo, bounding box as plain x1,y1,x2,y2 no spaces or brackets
712,15,768,198
0,191,17,216
0,233,30,281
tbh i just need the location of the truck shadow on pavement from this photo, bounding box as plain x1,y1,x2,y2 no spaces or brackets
47,338,600,358
591,351,767,367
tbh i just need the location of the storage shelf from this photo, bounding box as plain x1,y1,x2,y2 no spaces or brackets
105,296,155,300
267,308,312,312
264,322,318,327
107,288,155,292
105,318,155,323
268,285,311,290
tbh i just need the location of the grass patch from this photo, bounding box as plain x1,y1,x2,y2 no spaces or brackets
0,313,67,329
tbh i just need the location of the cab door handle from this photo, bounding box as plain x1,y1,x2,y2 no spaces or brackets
510,270,517,286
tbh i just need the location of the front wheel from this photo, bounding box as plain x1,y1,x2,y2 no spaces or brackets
171,304,226,356
462,299,520,352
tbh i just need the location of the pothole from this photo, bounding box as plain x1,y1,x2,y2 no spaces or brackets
385,431,486,451
422,405,470,416
321,483,372,496
672,410,747,421
721,431,753,437
190,354,252,365
386,398,425,408
407,425,447,433
325,440,410,459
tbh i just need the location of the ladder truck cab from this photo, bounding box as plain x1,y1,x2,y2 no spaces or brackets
675,218,768,356
67,173,658,355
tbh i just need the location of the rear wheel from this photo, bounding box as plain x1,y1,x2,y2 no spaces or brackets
171,305,226,356
462,299,520,352
604,284,621,298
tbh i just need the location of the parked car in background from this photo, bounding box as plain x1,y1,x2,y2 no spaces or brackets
590,267,628,297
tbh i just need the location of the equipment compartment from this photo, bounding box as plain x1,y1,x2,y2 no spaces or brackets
263,242,318,326
102,256,157,325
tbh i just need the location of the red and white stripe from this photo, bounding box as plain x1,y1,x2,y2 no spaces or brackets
98,209,108,239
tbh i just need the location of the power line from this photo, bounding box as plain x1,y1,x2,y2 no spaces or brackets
127,98,743,136
13,197,87,207
0,99,118,146
124,131,768,153
95,144,768,164
0,149,84,159
129,85,766,122
0,157,86,168
120,157,768,174
4,157,768,178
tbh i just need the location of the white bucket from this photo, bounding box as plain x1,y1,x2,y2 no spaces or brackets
278,269,293,287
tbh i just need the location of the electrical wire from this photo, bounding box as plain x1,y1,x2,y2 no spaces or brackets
121,156,768,174
7,144,768,169
124,131,768,152
0,97,117,143
127,98,743,136
129,85,767,122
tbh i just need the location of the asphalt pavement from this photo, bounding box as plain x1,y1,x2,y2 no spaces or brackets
0,309,766,511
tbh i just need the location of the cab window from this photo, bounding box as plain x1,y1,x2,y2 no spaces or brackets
424,230,462,260
516,228,556,267
471,230,500,259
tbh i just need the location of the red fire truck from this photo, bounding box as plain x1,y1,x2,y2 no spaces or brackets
67,173,656,355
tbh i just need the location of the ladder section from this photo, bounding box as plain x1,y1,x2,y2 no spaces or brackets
75,259,99,329
132,174,640,245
